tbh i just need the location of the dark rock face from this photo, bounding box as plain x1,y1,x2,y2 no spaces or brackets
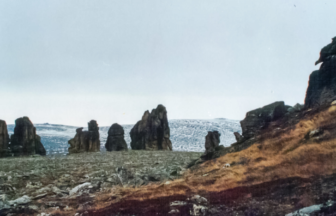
10,117,46,156
68,120,100,154
204,131,221,154
0,120,10,157
305,38,336,109
130,104,172,150
240,101,287,138
315,36,336,65
105,123,128,151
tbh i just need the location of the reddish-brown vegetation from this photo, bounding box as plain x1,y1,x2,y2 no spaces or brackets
85,106,336,215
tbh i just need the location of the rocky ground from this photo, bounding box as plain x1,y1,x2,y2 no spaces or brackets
88,174,336,216
0,151,202,215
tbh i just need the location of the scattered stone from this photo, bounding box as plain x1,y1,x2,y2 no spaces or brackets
10,117,46,156
305,128,324,140
190,195,207,204
69,182,92,196
148,174,161,182
37,213,51,216
240,101,287,138
68,120,100,153
64,205,73,211
0,194,6,201
105,123,128,151
33,193,47,200
208,207,221,214
0,200,10,211
170,201,187,207
26,181,42,189
130,104,172,150
33,184,61,196
28,205,39,211
190,204,207,216
285,204,323,216
168,209,180,214
0,184,15,193
9,195,31,205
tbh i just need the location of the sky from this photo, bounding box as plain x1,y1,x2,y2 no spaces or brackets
1,0,336,126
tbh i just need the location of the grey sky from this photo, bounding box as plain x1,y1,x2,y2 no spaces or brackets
1,0,336,126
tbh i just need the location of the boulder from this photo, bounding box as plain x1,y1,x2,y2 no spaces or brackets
9,195,31,205
130,104,172,150
105,123,128,151
68,120,100,154
69,182,92,196
305,37,336,108
0,120,10,157
10,117,46,156
240,101,287,138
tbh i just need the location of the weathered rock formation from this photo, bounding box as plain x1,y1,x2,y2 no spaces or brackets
233,132,244,143
204,131,221,154
130,104,172,150
68,120,100,154
0,120,10,157
315,36,336,65
10,117,46,156
305,37,336,109
240,101,287,139
105,123,128,151
193,130,224,162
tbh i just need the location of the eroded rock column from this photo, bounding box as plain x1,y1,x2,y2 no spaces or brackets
10,117,46,156
68,120,100,154
130,104,172,150
105,123,128,151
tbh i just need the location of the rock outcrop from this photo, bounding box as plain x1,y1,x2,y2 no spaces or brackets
315,36,336,65
68,120,100,154
130,104,172,150
199,130,223,160
233,132,244,143
105,123,128,151
305,37,336,109
240,101,287,139
10,117,46,156
204,131,221,154
0,120,10,157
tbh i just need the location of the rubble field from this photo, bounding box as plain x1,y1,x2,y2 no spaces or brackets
0,151,202,215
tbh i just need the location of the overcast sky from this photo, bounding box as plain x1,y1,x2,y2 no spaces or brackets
1,0,336,126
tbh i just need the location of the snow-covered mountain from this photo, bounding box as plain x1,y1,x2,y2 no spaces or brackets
7,118,241,155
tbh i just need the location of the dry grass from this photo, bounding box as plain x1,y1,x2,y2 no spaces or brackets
99,106,336,203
